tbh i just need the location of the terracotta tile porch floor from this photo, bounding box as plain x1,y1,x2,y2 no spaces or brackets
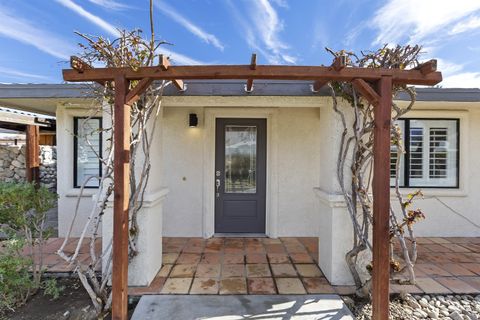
33,236,480,295
128,236,480,296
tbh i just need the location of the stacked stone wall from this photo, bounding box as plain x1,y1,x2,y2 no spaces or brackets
0,144,57,191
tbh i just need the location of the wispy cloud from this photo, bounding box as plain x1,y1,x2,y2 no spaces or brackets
158,46,204,65
449,15,480,35
434,58,480,88
441,72,480,88
371,0,480,45
87,0,130,11
0,66,50,81
155,1,224,51
227,0,295,64
0,6,75,60
270,0,289,9
55,0,201,65
55,0,120,37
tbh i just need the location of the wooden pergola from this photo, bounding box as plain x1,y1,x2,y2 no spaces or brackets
62,55,442,320
0,108,54,186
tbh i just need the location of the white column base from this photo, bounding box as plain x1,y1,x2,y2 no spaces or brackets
103,187,169,286
314,187,371,286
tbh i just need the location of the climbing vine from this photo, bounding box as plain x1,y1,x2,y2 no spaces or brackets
329,45,426,296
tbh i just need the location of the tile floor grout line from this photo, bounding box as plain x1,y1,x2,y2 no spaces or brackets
265,252,279,294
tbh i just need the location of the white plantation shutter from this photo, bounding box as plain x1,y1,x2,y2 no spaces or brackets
409,126,424,179
408,119,457,187
429,127,448,179
390,119,458,188
75,118,102,187
390,120,405,187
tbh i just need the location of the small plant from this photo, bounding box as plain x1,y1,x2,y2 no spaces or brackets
42,278,65,300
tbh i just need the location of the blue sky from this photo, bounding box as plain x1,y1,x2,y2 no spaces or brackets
0,0,479,87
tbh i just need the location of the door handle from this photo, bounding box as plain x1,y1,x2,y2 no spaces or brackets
215,179,221,197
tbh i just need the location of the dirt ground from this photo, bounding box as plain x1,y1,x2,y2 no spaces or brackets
4,278,136,320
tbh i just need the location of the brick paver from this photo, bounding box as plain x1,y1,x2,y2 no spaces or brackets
247,278,276,294
271,263,298,277
415,277,451,294
275,278,306,294
161,278,192,294
32,236,480,296
219,278,247,294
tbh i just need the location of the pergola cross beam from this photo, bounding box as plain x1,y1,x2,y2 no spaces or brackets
125,77,153,106
63,64,442,85
246,53,257,93
62,58,442,320
352,78,380,106
311,55,346,91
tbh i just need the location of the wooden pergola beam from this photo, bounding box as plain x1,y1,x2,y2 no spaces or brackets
125,78,153,106
312,55,347,91
25,125,40,186
70,56,106,86
159,54,185,91
70,55,92,73
332,55,346,71
159,54,170,71
63,64,442,85
416,59,437,75
352,78,380,106
246,53,257,92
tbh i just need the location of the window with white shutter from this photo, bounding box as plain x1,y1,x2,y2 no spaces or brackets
74,117,102,188
390,119,458,188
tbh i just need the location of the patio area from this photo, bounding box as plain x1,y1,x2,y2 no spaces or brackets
37,236,480,295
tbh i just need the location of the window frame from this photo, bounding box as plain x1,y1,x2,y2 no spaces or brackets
394,117,460,189
73,117,103,189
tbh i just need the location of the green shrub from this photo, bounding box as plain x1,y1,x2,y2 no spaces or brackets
0,182,58,314
0,182,57,232
0,236,34,314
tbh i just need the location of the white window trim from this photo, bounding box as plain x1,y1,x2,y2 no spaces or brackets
390,109,468,198
57,106,102,198
74,117,102,188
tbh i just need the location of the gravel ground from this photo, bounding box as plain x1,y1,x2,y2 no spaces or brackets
346,293,480,319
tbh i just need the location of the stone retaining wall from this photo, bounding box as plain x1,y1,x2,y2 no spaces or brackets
0,144,57,190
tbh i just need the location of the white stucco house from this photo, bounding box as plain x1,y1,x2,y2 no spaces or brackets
0,82,479,287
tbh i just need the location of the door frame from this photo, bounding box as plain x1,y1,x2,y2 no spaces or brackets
203,108,279,238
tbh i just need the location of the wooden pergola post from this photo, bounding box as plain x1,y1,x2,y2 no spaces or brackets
372,75,393,320
112,75,130,320
25,124,40,186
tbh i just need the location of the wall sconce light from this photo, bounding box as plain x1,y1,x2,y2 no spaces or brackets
189,113,198,127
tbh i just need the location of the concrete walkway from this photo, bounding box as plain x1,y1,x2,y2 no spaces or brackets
131,295,354,320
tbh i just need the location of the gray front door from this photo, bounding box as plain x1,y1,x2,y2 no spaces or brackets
215,118,266,233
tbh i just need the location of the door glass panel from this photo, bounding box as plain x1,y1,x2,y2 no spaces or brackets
225,125,257,193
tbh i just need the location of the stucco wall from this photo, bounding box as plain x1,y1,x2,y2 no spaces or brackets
55,97,480,240
56,105,100,237
390,106,480,237
276,108,320,236
160,106,321,237
161,107,205,236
